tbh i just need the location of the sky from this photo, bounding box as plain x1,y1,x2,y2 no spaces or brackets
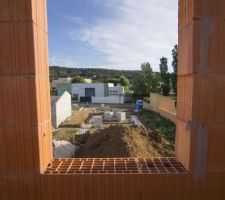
47,0,178,71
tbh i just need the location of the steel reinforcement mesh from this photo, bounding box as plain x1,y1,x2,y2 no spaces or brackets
44,158,187,174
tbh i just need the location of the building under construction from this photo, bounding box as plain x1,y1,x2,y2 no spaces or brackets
1,0,225,199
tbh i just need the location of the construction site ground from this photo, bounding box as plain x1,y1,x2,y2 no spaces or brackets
53,105,175,158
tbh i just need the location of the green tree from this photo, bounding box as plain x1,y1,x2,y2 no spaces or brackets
104,78,119,86
171,45,178,96
118,76,129,91
159,57,170,96
141,62,158,93
72,76,86,83
131,62,159,97
131,72,149,97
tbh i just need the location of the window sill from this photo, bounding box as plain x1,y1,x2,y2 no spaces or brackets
44,157,187,175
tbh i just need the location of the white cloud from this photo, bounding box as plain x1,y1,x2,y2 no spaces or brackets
50,56,79,67
65,16,84,24
70,0,178,71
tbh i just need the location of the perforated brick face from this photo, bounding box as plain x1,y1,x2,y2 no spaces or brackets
44,158,187,175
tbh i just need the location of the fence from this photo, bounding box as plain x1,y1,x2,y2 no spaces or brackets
144,93,176,123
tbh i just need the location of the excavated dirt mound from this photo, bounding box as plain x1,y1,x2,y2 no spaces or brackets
75,125,161,158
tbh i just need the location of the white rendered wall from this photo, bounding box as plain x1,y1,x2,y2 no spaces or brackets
92,96,124,104
55,91,72,128
108,86,124,96
71,83,105,97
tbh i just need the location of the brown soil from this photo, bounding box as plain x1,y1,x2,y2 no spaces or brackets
53,109,96,142
59,108,103,128
53,128,78,143
75,124,161,158
53,107,175,158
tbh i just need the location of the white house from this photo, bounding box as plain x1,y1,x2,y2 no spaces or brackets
108,85,125,96
71,83,125,104
72,83,106,98
51,91,72,128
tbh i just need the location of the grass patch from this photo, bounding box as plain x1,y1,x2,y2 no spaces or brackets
137,109,176,144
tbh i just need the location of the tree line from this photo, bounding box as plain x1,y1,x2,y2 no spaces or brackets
50,45,178,98
50,67,139,83
131,45,177,97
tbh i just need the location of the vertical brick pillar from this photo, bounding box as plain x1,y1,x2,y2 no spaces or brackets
176,0,225,179
0,0,52,180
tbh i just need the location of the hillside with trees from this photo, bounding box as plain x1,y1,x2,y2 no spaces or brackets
50,66,140,82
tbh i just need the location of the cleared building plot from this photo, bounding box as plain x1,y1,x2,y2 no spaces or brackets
53,105,175,158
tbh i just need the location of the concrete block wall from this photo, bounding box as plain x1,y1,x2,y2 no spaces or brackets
55,92,72,128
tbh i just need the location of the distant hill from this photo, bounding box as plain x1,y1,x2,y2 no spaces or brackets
50,66,140,82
